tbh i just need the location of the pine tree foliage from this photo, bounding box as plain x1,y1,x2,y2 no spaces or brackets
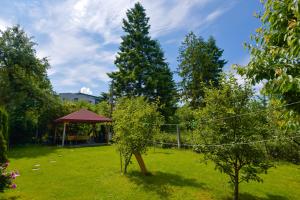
108,3,177,120
178,32,226,108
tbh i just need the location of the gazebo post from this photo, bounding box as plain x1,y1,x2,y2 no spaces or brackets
62,122,67,147
54,126,57,144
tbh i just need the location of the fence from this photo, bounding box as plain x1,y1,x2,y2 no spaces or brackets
153,123,195,149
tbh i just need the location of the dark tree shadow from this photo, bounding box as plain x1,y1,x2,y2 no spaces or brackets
127,171,207,199
150,151,173,155
223,192,289,200
0,195,21,200
8,144,111,159
8,145,59,159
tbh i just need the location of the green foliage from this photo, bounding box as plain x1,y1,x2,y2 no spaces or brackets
194,74,273,200
112,97,163,173
108,3,177,120
240,0,300,112
175,104,196,130
0,108,19,193
177,32,227,108
94,101,111,117
0,107,8,142
0,107,8,163
266,99,300,163
0,25,55,144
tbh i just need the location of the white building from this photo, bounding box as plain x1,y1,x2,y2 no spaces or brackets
59,93,100,104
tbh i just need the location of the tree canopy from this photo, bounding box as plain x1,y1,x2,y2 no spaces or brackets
239,0,300,112
177,32,226,108
0,25,55,143
108,2,177,120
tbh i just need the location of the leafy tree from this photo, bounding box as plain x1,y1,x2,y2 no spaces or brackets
112,97,163,175
194,74,272,200
108,2,177,120
239,0,300,112
178,32,227,108
0,25,54,144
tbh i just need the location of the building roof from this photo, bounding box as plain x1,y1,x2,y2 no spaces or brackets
59,92,100,99
55,109,112,123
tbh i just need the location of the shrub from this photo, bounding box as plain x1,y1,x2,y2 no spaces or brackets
0,161,19,192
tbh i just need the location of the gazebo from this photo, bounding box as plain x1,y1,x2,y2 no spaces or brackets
54,109,112,146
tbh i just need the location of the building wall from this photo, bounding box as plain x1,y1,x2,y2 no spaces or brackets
59,93,99,104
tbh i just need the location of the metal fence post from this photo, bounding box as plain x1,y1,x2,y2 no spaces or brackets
176,124,181,149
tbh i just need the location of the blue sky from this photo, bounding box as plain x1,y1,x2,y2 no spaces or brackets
0,0,262,96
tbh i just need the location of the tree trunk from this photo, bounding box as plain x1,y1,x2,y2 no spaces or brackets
234,168,239,200
134,152,148,175
119,151,123,174
123,153,132,174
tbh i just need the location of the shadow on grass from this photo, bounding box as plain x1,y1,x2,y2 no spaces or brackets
223,193,289,200
0,195,21,200
8,145,59,159
150,151,173,155
127,171,207,199
8,144,110,159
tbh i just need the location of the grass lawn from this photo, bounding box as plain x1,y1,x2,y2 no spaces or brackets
1,145,300,200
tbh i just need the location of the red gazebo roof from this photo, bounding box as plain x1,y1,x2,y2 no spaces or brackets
55,109,112,123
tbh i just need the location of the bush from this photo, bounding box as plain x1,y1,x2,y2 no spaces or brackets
0,162,19,192
0,107,18,192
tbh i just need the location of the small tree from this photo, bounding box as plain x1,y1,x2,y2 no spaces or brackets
112,97,163,175
194,74,273,200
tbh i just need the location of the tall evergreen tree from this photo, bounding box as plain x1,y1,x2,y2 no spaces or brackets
177,32,226,108
108,3,177,120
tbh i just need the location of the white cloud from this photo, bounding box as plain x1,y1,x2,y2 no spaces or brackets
0,18,11,31
80,87,93,95
205,8,225,23
10,0,233,94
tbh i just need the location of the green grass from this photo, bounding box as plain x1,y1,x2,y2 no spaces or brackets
1,145,300,200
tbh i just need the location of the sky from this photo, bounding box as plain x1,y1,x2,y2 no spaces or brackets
0,0,263,96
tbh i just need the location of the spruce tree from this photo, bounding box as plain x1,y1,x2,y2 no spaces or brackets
178,32,226,108
108,2,177,120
